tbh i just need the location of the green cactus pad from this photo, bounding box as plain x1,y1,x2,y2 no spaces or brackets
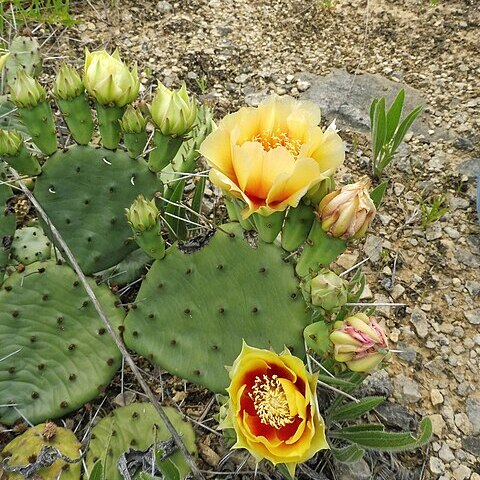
0,96,29,135
0,422,81,480
124,223,310,393
10,224,51,265
86,403,196,480
5,36,42,88
0,165,15,281
34,145,161,274
0,261,124,425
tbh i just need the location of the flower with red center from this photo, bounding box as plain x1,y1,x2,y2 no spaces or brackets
330,313,391,372
222,342,328,477
199,95,344,218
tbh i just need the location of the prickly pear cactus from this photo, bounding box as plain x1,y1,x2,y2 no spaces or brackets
10,223,51,265
0,260,124,425
124,223,311,393
0,97,29,134
5,36,42,87
0,164,15,282
0,422,81,480
34,145,161,274
86,403,196,480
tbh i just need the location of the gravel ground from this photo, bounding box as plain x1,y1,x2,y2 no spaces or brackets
3,0,480,479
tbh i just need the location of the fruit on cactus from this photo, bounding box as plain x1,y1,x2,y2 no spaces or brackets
9,69,46,108
53,64,84,100
0,128,41,175
330,312,391,372
126,195,165,260
222,342,328,478
120,105,148,157
307,268,348,311
83,49,139,107
318,177,376,240
199,94,344,219
53,65,94,145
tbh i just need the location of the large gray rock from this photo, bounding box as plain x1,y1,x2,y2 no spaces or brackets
336,459,372,480
298,69,452,140
466,398,480,435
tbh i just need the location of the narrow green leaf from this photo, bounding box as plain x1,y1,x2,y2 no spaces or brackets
191,175,206,219
330,417,433,452
330,443,365,463
277,463,294,480
370,180,389,209
88,461,104,480
385,89,405,142
369,98,379,128
140,473,162,480
372,98,387,161
391,105,423,155
330,423,385,434
157,458,181,480
328,396,385,422
317,375,359,388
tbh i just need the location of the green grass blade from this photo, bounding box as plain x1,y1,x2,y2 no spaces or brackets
328,396,385,422
330,443,365,463
372,98,387,162
391,105,423,155
386,89,405,142
370,180,389,208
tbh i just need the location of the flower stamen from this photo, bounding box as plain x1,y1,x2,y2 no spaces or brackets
249,374,294,429
251,130,302,158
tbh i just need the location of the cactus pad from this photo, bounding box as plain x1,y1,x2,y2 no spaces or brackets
34,145,160,274
0,261,124,425
10,224,51,265
0,165,15,281
0,422,81,480
5,36,42,87
0,96,29,135
124,223,310,393
86,403,196,480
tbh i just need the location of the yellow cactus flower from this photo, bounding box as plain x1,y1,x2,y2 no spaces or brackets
199,95,345,219
318,177,376,239
84,49,139,107
222,342,328,478
330,313,391,372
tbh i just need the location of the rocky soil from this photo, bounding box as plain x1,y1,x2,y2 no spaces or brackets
2,0,479,478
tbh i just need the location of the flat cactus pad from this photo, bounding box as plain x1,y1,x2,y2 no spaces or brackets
0,422,81,480
0,261,124,425
86,403,196,480
0,165,15,279
124,223,310,393
34,144,161,275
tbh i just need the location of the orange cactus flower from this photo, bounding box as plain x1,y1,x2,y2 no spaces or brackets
222,342,328,477
199,95,344,219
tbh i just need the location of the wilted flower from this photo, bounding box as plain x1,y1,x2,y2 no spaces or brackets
10,70,46,108
125,195,159,232
330,312,391,372
120,105,147,134
308,269,348,311
222,342,328,477
200,95,344,219
318,177,376,239
0,129,23,156
150,82,197,136
53,64,84,100
84,49,139,107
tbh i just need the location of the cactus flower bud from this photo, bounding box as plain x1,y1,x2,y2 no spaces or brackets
120,105,146,134
84,49,139,107
330,312,391,372
0,52,10,70
150,82,197,136
0,129,23,156
318,177,376,240
10,69,46,108
53,64,84,100
125,195,159,232
308,269,348,311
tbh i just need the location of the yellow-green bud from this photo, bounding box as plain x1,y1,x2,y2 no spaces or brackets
84,48,139,107
53,64,84,100
306,176,335,206
330,312,391,372
10,69,46,108
0,129,23,156
150,82,197,136
120,105,146,134
318,177,376,240
0,52,10,70
309,269,348,311
125,195,159,232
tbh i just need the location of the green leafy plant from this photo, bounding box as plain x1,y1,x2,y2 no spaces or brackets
419,193,449,228
370,89,423,178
